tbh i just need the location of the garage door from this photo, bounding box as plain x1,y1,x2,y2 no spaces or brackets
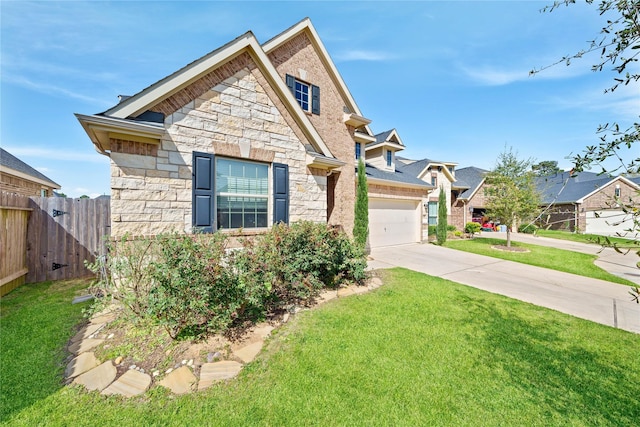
586,210,635,236
368,198,420,248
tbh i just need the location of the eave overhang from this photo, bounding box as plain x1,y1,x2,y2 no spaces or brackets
366,176,432,191
365,141,405,152
306,153,345,170
0,166,60,189
75,113,165,156
354,131,376,144
343,112,372,128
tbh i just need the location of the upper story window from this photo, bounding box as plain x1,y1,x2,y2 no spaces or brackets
386,150,392,167
355,142,361,160
615,185,621,198
448,166,454,174
431,173,437,187
286,74,320,114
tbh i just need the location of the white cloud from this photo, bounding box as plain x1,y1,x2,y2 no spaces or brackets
334,50,395,62
3,146,107,163
461,61,588,86
2,75,111,106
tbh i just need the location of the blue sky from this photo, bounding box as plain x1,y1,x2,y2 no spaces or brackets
2,1,637,198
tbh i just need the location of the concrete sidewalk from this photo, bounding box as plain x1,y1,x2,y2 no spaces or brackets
369,243,640,334
486,231,640,285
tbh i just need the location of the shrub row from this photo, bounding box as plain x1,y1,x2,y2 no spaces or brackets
88,222,366,339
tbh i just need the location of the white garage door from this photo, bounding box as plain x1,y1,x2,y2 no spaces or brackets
368,198,420,248
586,210,635,236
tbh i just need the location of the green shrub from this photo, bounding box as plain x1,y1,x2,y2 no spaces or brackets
464,222,481,235
453,230,462,237
447,225,457,232
428,225,437,236
518,223,538,234
147,232,246,339
85,233,160,317
236,222,366,312
436,187,448,245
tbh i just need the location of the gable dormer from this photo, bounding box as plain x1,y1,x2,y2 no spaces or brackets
366,129,405,172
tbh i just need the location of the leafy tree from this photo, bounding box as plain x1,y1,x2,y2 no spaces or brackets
436,187,448,245
79,195,90,199
532,160,561,176
353,158,369,253
484,147,541,247
533,1,640,301
531,0,639,177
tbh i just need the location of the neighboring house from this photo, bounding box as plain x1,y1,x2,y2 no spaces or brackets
396,156,458,238
76,19,428,247
536,171,640,235
0,148,60,197
449,166,490,231
364,131,431,247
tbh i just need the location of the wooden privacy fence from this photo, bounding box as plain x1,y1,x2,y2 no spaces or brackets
0,192,111,296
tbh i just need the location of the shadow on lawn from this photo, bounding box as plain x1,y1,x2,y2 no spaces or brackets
462,295,639,424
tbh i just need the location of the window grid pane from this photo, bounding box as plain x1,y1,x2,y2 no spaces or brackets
295,81,310,111
216,158,269,229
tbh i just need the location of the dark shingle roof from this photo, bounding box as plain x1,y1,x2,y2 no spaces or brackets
454,167,488,199
365,163,431,188
374,129,394,144
0,148,60,188
535,171,622,204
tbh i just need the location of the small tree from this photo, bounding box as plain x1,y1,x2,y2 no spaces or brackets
532,160,561,177
436,186,448,245
353,158,369,253
484,147,541,247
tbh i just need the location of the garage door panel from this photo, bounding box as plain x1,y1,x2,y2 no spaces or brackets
369,198,420,248
586,210,635,236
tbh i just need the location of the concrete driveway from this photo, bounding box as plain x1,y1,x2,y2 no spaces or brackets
369,242,640,334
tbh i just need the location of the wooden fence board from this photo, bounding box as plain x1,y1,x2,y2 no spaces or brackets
0,191,110,293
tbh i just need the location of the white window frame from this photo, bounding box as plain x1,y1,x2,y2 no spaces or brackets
294,79,310,112
216,157,270,230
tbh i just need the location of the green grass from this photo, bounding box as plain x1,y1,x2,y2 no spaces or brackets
0,279,92,421
536,229,639,249
2,269,639,426
444,237,637,286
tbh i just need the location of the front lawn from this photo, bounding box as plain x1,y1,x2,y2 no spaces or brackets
444,237,637,286
536,229,639,249
2,269,639,426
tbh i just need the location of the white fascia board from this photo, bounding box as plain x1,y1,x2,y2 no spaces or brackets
577,176,640,204
367,176,431,191
97,32,334,158
0,166,60,189
365,141,405,152
263,19,372,133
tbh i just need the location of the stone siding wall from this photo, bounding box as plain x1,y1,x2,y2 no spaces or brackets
110,57,326,237
268,32,356,234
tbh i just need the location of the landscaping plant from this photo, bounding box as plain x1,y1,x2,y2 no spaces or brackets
353,158,369,253
436,186,448,245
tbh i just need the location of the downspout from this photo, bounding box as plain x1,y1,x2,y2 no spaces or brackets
574,203,578,233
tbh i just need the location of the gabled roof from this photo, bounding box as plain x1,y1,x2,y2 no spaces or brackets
453,166,488,200
396,157,458,182
263,18,374,138
536,171,640,204
366,163,432,189
365,129,405,152
0,148,60,189
78,21,336,159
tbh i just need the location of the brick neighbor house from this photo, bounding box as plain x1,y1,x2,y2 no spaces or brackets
536,171,640,235
76,19,430,247
0,148,60,197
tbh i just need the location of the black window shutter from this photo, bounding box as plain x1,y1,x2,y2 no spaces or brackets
285,74,295,95
192,151,215,233
311,84,320,114
273,163,289,225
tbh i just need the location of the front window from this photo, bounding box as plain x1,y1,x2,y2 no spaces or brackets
294,80,310,112
355,142,361,160
216,158,268,229
428,202,438,225
431,173,437,187
386,150,392,167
